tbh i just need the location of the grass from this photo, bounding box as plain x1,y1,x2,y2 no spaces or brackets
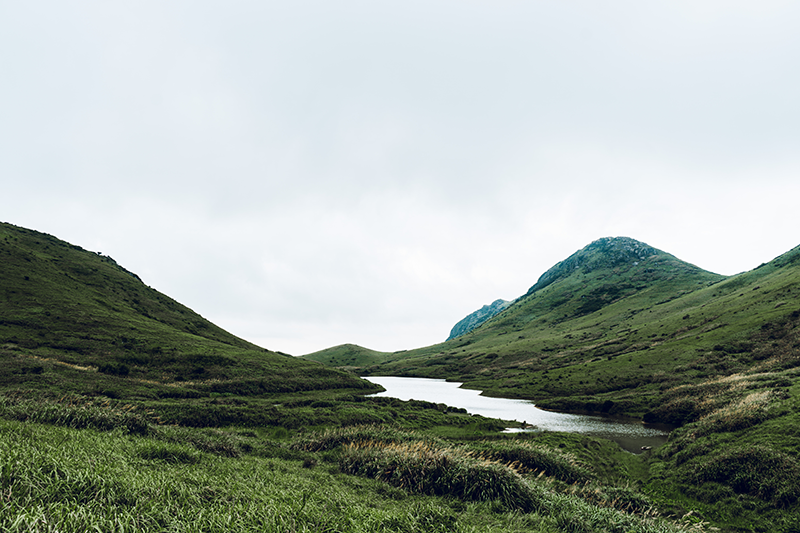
0,221,375,398
2,418,463,532
4,224,800,531
0,416,701,533
315,239,800,423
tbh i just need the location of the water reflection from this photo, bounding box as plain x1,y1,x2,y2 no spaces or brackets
365,376,669,453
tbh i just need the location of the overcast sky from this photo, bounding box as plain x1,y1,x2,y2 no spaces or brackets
2,1,799,355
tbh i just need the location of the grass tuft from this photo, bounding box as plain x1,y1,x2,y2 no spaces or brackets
0,392,150,435
338,439,549,512
689,445,800,507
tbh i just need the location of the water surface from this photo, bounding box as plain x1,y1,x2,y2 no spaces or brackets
366,376,668,453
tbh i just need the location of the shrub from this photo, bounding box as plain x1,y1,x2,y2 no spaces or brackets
339,440,546,512
689,445,800,507
466,440,594,484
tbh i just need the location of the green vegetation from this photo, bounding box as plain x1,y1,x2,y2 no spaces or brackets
316,238,799,418
306,236,800,531
2,412,699,533
304,343,392,369
2,225,800,531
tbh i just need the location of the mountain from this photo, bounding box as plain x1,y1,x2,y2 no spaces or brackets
523,236,663,296
447,299,512,340
444,237,672,340
308,236,800,421
0,221,375,399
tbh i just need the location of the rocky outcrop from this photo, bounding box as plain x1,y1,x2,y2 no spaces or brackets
525,237,661,296
447,299,511,340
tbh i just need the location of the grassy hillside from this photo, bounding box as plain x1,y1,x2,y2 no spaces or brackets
0,224,712,532
303,343,391,369
304,237,800,530
4,225,800,531
314,237,800,419
0,221,378,406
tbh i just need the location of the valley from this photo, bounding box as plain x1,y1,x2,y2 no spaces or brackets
2,223,799,532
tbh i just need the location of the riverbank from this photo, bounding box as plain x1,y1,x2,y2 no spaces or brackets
365,376,669,453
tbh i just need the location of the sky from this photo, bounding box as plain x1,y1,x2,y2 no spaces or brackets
2,1,799,355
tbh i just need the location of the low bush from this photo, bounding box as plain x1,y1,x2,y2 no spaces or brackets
339,440,546,512
689,445,800,507
467,440,594,484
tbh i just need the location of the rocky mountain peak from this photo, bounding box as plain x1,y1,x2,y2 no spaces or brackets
525,237,661,296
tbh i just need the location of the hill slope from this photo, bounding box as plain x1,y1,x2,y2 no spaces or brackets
308,237,800,419
0,221,374,399
303,343,391,368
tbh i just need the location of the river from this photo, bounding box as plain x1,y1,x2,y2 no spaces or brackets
365,376,669,453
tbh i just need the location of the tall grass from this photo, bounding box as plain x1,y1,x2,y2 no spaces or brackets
465,440,594,484
291,424,435,452
689,445,800,507
693,390,775,436
339,440,546,512
0,392,149,435
0,418,464,532
0,416,701,532
645,371,785,428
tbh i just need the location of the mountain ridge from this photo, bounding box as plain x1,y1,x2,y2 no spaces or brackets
445,237,690,341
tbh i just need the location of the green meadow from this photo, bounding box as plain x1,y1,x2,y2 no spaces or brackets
3,224,800,531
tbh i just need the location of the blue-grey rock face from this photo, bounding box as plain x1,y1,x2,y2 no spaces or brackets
447,299,511,340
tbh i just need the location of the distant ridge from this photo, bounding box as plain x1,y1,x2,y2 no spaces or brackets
303,343,391,367
447,299,512,340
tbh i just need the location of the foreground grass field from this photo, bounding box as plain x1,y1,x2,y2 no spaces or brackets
1,399,702,533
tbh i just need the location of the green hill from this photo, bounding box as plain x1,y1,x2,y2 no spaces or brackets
303,343,391,368
302,237,800,529
309,237,800,420
4,226,800,531
0,221,375,402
